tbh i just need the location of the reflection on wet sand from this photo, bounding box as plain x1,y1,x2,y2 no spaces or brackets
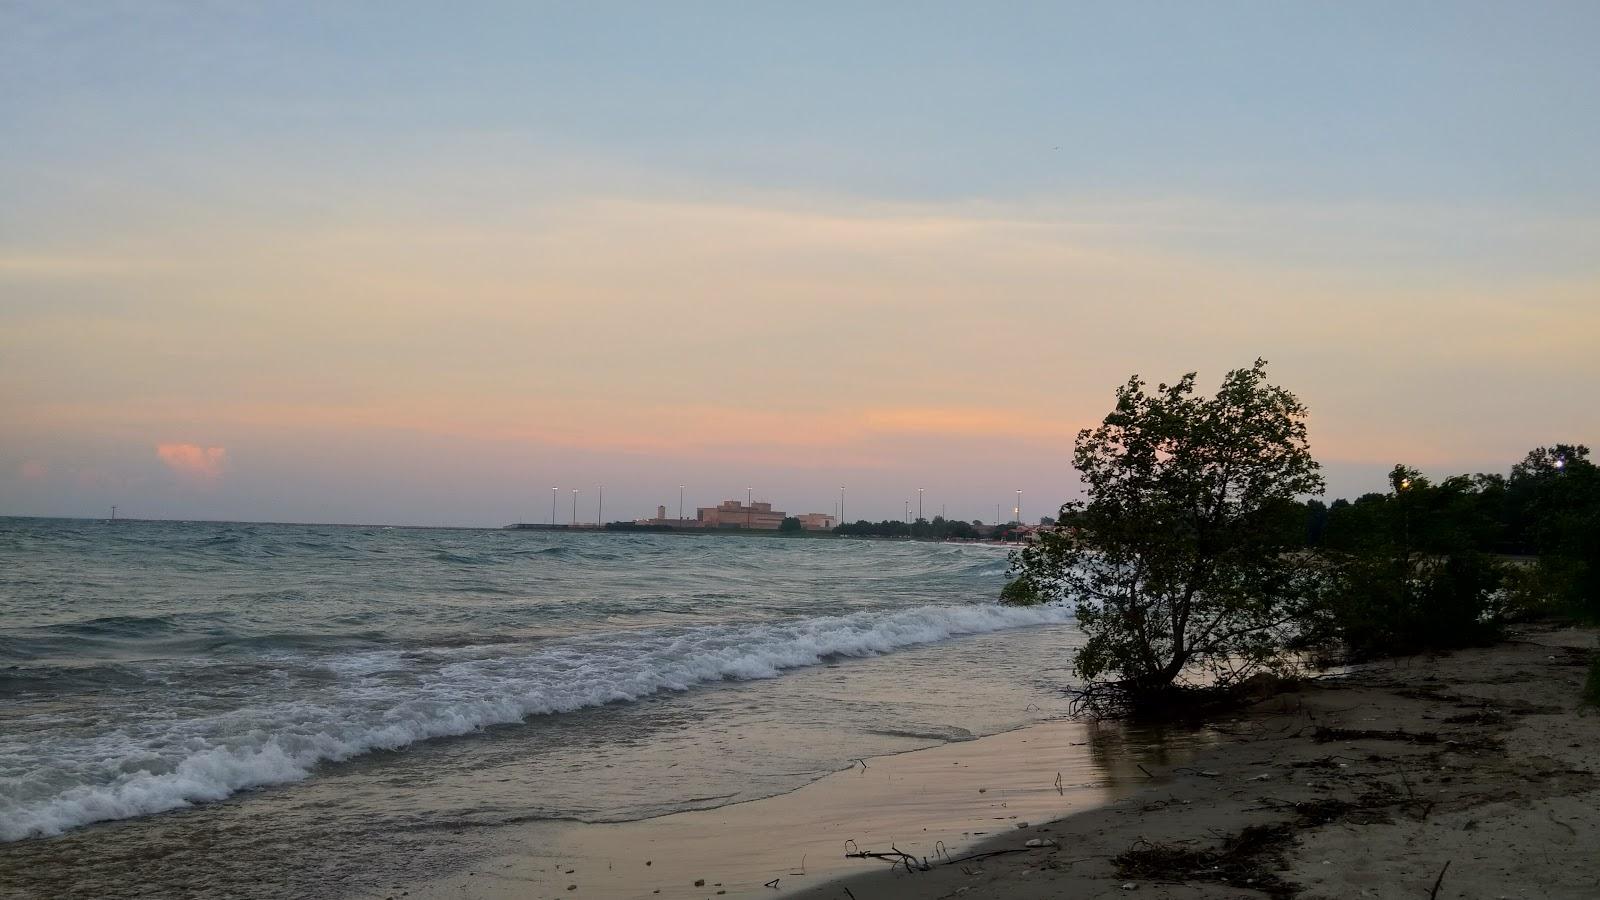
408,719,1216,900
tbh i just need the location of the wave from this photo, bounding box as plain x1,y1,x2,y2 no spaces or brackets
0,603,1071,841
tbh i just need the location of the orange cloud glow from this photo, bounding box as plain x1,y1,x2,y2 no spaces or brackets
157,443,228,480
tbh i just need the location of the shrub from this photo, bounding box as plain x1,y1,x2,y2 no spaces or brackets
1006,360,1324,702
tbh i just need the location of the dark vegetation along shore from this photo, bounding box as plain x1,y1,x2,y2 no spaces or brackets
1001,360,1598,712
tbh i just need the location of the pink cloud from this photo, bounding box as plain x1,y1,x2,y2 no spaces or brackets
19,459,48,480
157,443,228,480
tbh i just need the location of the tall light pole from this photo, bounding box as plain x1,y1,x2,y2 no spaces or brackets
679,485,685,522
839,485,845,524
596,485,603,528
1015,489,1022,525
551,486,559,526
917,488,924,523
572,488,579,526
747,486,752,528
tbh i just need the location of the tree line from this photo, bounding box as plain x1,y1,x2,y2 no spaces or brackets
832,516,984,540
1003,359,1597,714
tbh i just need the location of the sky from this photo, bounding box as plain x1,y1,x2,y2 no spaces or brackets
3,1,1598,526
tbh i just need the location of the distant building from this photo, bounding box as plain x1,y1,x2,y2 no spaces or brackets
698,499,786,530
796,513,838,531
635,499,787,529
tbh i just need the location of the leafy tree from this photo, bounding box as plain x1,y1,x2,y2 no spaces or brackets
1509,445,1599,620
779,516,804,533
1004,360,1324,705
1313,465,1508,660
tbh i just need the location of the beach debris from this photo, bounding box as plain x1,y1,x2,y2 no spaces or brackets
764,878,780,889
1121,883,1139,890
1248,773,1272,781
1137,764,1154,778
1428,860,1452,900
1055,771,1064,795
566,886,576,891
1017,822,1029,829
1312,726,1439,745
1200,770,1221,777
694,879,705,887
978,787,987,793
1114,823,1294,895
844,840,931,873
1024,838,1054,848
645,860,651,866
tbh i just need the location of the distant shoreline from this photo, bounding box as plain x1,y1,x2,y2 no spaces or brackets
0,514,1027,546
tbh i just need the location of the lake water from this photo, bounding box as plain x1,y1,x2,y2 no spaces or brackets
0,518,1085,897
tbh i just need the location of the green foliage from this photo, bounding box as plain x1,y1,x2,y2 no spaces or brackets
832,516,979,539
1509,445,1599,620
1313,465,1511,659
1318,548,1506,660
779,516,803,533
1007,360,1324,697
999,578,1042,606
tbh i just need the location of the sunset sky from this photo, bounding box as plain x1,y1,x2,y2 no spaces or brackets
3,2,1598,526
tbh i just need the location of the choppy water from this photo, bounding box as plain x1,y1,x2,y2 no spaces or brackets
0,518,1082,897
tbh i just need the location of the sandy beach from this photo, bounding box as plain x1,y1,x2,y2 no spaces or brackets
412,624,1598,900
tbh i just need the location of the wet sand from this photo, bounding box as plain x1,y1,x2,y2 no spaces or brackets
406,720,1215,900
413,625,1598,900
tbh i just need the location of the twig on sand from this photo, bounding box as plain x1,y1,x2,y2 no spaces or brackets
1137,764,1154,778
1428,860,1451,899
764,878,780,889
844,842,930,873
1055,771,1064,795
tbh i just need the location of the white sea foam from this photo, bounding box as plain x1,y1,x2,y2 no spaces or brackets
0,603,1070,841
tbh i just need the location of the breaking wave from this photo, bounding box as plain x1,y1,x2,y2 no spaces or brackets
1,602,1070,841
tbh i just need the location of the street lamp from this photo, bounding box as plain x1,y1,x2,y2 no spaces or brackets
1015,489,1022,525
917,488,924,523
679,485,685,521
597,485,603,527
571,488,579,526
839,485,845,524
746,486,753,529
551,486,558,526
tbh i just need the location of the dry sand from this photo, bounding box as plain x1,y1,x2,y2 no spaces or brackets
410,625,1597,900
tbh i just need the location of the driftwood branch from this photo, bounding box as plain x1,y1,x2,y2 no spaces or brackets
1428,860,1451,900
